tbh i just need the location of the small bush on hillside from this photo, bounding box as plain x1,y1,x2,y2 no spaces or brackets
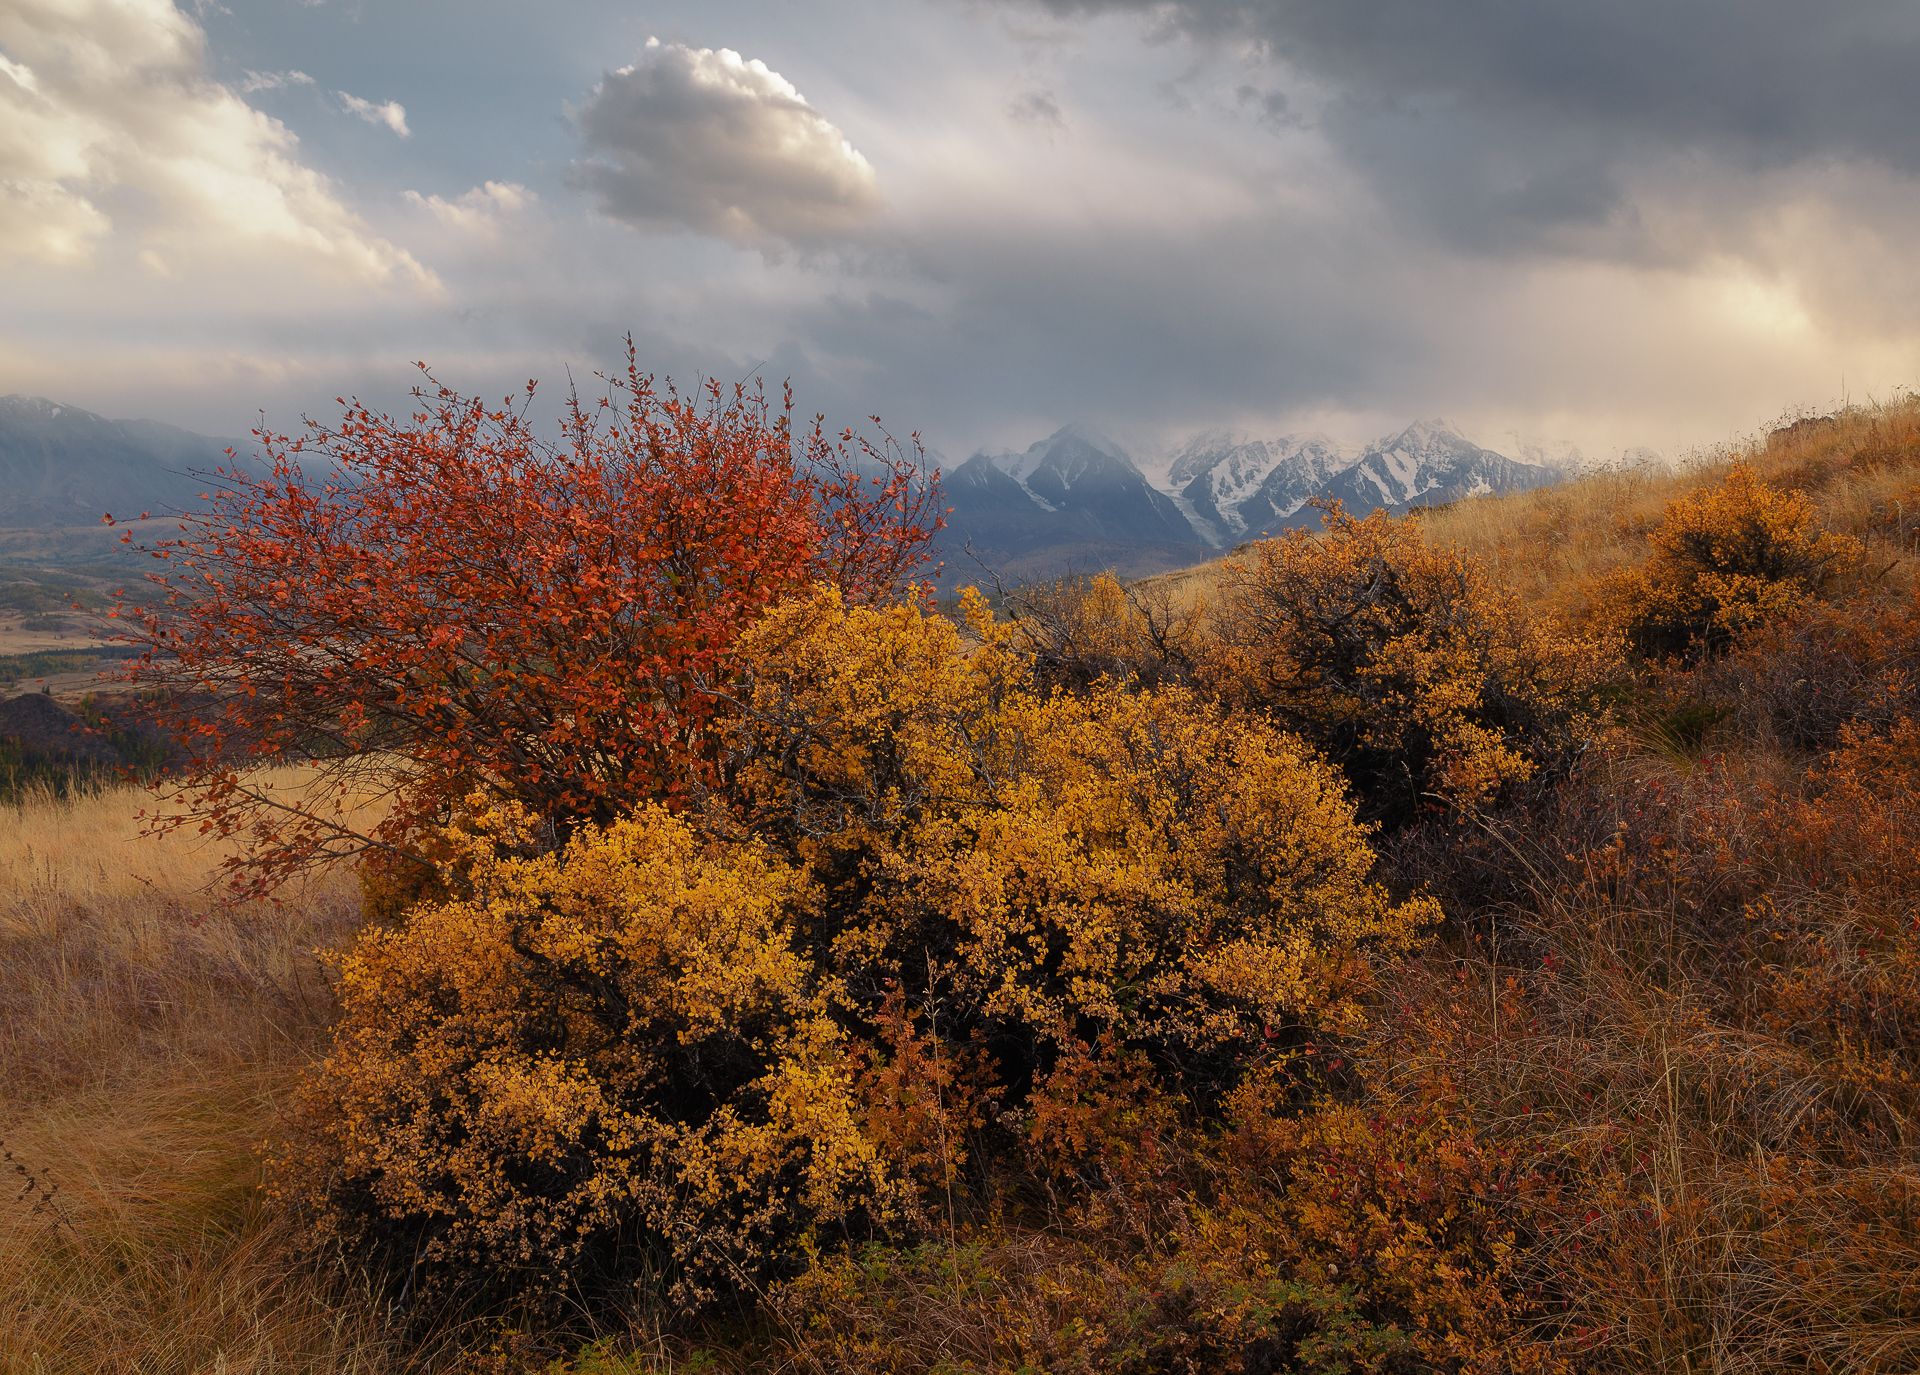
1617,463,1863,662
1206,503,1609,824
778,1097,1567,1375
1000,571,1202,692
285,589,1436,1312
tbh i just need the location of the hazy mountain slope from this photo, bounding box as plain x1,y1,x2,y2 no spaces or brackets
937,425,1209,579
0,395,241,529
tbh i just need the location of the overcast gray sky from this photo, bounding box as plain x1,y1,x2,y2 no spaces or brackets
3,0,1918,461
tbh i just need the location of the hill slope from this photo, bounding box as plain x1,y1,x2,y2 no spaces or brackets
0,395,241,530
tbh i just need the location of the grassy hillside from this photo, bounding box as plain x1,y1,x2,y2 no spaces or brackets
8,397,1920,1373
1149,398,1920,620
0,777,454,1373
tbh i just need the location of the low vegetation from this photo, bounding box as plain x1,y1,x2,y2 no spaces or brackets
11,375,1920,1373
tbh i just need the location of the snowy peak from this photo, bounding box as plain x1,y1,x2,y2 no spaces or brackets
1382,417,1461,450
1154,418,1563,543
0,394,71,420
934,414,1572,580
988,423,1135,486
1171,432,1353,540
938,424,1209,579
1321,421,1555,517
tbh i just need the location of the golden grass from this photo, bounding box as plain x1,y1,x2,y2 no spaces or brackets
0,776,443,1374
1143,393,1920,624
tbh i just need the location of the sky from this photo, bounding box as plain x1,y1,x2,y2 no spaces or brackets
3,0,1919,465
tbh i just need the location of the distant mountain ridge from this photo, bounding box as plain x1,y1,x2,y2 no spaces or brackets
0,394,1574,584
941,424,1213,582
0,394,242,529
938,418,1566,579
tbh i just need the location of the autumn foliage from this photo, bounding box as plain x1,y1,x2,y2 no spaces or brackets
94,381,1920,1373
1207,502,1610,821
1616,462,1864,661
112,346,941,898
285,588,1433,1309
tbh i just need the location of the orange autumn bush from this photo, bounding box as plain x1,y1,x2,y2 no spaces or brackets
1207,503,1609,823
1616,462,1864,662
286,588,1435,1312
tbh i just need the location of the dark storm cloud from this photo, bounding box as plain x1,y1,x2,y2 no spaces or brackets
1005,0,1920,253
781,207,1441,450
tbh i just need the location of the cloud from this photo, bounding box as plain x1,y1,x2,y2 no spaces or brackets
1007,88,1066,131
238,68,314,95
0,0,431,285
404,180,535,233
571,37,881,247
337,90,410,137
995,0,1920,260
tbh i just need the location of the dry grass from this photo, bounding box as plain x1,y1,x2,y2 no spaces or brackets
1414,395,1920,618
0,776,447,1374
1142,393,1920,624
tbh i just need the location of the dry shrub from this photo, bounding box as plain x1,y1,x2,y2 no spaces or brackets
1745,718,1920,1120
1360,716,1920,1375
999,571,1202,692
1697,595,1920,752
1207,503,1610,823
1616,463,1865,663
775,1095,1567,1375
286,587,1435,1315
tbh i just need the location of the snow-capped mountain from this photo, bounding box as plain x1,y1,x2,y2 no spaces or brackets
1309,419,1559,527
940,424,1209,580
932,417,1564,580
1168,430,1351,543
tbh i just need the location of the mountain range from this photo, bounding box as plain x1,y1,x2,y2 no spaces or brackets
0,394,243,530
938,419,1567,580
0,394,1578,583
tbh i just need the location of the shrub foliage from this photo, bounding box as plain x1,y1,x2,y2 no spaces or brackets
1618,462,1864,661
113,348,941,898
284,588,1435,1311
1207,503,1608,822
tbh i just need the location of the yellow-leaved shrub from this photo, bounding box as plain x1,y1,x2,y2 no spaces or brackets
286,587,1434,1310
1207,503,1609,822
1618,462,1864,661
727,587,1435,1101
999,571,1202,691
279,801,900,1309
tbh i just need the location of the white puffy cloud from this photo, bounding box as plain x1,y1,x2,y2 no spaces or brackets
403,180,534,233
0,0,431,285
572,38,880,247
337,89,409,137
